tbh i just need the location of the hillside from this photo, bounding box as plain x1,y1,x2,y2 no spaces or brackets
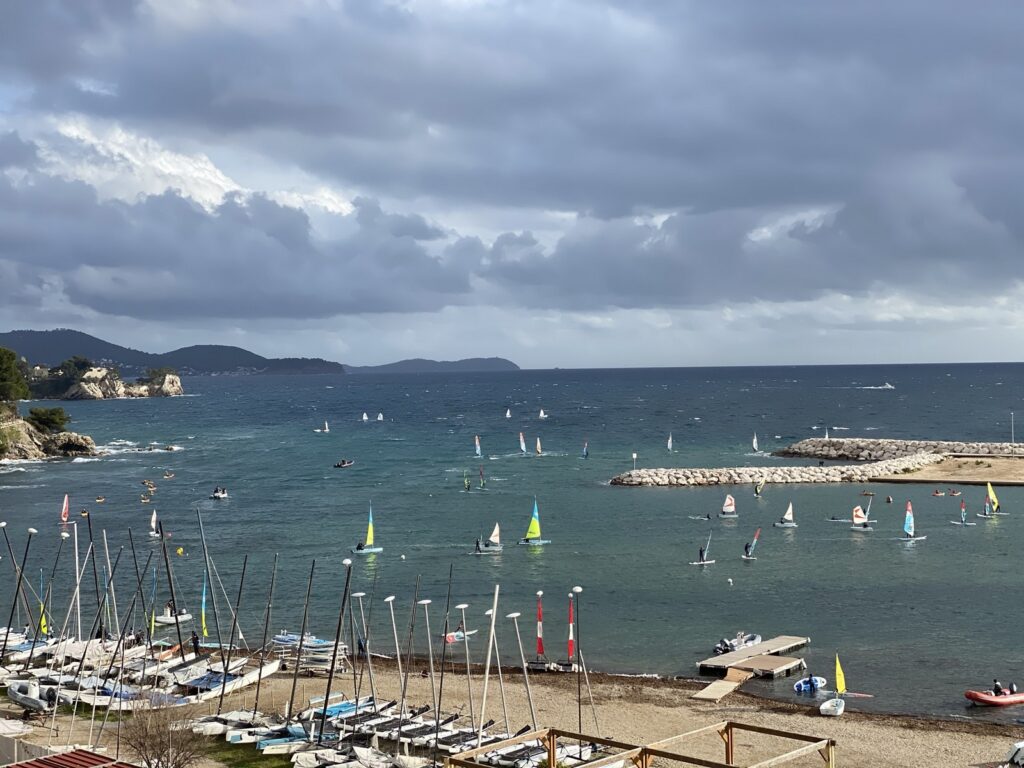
0,330,345,375
345,357,520,374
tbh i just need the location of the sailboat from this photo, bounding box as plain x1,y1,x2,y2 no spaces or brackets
850,505,873,532
149,509,161,539
314,421,329,433
895,500,926,541
475,435,482,458
506,408,511,419
667,433,673,452
535,436,542,455
951,499,977,526
518,498,550,545
60,493,69,524
519,432,527,455
719,494,738,519
351,503,383,553
987,482,1008,515
773,502,798,528
471,523,503,555
361,412,369,422
820,654,847,717
741,528,761,561
376,412,383,422
581,440,589,459
752,433,759,453
754,477,766,498
689,531,714,566
539,409,548,419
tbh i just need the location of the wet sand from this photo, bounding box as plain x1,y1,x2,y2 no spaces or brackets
5,659,1020,768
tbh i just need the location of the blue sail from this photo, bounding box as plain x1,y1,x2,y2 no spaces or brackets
903,503,914,537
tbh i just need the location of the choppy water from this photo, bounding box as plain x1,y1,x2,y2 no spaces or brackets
2,364,1023,723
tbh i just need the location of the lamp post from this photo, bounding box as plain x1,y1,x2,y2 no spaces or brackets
419,598,438,715
632,452,637,471
572,586,583,736
1012,411,1015,448
506,611,537,729
455,603,475,729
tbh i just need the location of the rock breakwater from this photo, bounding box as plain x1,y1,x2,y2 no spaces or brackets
775,437,1024,461
610,453,944,487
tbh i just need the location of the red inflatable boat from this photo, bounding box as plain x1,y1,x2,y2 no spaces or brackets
965,689,1024,706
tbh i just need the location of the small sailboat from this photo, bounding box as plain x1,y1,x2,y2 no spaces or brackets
689,531,714,566
149,509,161,539
472,523,503,555
820,654,847,717
719,494,738,519
850,505,873,532
987,482,1008,515
475,435,482,458
506,408,511,419
314,421,329,433
518,498,550,545
361,412,369,422
951,499,977,526
163,470,175,479
535,436,542,455
376,412,383,422
754,476,766,498
539,409,548,419
581,440,589,459
667,433,673,452
895,500,926,541
60,493,69,524
773,502,798,528
519,432,527,455
752,433,759,452
741,528,761,561
351,503,383,554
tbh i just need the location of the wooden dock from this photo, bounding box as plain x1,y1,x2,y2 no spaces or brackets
697,635,810,679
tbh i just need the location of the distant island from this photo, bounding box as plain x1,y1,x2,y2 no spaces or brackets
0,329,520,376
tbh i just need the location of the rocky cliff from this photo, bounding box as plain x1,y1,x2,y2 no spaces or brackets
0,418,97,460
63,368,184,400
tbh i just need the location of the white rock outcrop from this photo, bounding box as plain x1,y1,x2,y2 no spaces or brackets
775,437,1024,460
64,368,183,400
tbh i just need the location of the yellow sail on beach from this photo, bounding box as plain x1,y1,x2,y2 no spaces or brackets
366,502,375,547
987,482,1000,512
835,653,846,695
524,498,542,540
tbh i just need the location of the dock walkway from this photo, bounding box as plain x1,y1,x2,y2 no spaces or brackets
697,635,810,679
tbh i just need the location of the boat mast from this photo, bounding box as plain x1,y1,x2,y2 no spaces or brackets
455,602,475,731
251,553,278,722
507,610,537,729
0,526,37,659
316,557,353,746
23,531,71,672
157,520,187,661
216,553,248,715
395,577,421,739
432,564,455,765
285,558,316,723
476,585,500,747
197,510,227,672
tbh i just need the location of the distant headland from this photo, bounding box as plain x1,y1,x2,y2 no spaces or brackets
0,329,520,376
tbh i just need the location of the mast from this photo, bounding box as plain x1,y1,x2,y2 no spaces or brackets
23,530,69,671
84,512,103,637
197,509,227,672
316,557,352,746
0,526,37,659
432,564,454,766
507,610,537,729
395,577,421,740
455,602,475,730
285,559,316,723
476,585,500,747
157,520,187,661
251,553,278,721
216,554,248,715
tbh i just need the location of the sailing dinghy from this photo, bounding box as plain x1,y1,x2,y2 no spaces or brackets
506,408,511,419
361,412,369,422
352,503,383,554
689,531,714,566
741,528,761,560
539,409,548,419
471,523,503,554
951,499,977,526
895,501,926,541
719,494,738,519
850,505,873,532
518,498,550,545
376,412,384,421
314,421,329,433
773,502,798,528
819,654,847,717
149,509,161,539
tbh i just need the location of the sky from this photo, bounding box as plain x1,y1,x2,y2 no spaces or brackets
1,1,1023,369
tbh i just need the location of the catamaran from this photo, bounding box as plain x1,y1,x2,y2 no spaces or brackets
314,421,329,433
850,504,873,532
773,502,798,528
352,503,383,553
741,528,761,560
752,433,759,452
896,500,926,541
667,433,673,452
475,435,482,458
518,498,550,545
951,499,977,526
519,432,527,455
689,531,714,566
820,654,847,717
361,412,369,422
376,412,383,422
472,523,503,554
719,494,738,519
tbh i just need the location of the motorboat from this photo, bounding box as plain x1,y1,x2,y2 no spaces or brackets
713,632,762,656
965,688,1024,706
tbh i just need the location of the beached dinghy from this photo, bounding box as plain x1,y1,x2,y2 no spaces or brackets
6,679,57,713
819,654,847,717
773,502,798,528
793,675,826,693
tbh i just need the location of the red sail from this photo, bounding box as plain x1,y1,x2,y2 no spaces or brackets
536,593,544,656
567,594,575,660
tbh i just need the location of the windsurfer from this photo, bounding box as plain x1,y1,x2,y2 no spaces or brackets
698,546,706,563
743,542,751,557
475,539,482,553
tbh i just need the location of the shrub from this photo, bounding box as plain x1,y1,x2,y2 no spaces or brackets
0,347,29,402
26,407,70,434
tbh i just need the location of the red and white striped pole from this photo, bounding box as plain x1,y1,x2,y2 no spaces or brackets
535,590,544,658
567,592,575,661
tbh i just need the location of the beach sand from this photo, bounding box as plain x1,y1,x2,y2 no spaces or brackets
874,455,1024,486
5,658,1021,768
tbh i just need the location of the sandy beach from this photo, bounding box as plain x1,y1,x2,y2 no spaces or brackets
5,658,1020,768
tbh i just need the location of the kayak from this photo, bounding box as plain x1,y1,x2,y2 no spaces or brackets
965,689,1024,707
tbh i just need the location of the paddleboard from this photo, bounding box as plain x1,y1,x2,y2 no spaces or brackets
688,516,712,521
718,513,738,519
949,520,977,526
688,560,715,566
850,526,873,532
893,535,927,541
740,555,757,561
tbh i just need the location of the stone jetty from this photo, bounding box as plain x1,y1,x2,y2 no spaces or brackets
608,436,1024,487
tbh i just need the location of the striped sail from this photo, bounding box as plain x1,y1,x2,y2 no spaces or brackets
201,571,209,637
366,503,375,547
524,498,542,540
851,505,867,525
722,494,736,514
960,499,967,522
903,501,914,537
749,527,761,554
60,493,69,524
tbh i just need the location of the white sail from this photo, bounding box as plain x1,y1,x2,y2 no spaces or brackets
488,523,501,546
536,436,542,455
150,510,158,535
851,505,867,525
825,426,830,439
539,409,547,419
475,435,482,457
361,412,368,422
506,408,511,419
782,502,795,522
752,433,759,452
323,421,329,433
519,432,527,453
667,433,673,452
376,412,383,421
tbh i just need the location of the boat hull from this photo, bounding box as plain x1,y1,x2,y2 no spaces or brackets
351,547,383,554
819,697,845,717
773,522,798,528
965,690,1024,707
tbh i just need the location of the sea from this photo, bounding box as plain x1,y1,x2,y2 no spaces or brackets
2,364,1023,723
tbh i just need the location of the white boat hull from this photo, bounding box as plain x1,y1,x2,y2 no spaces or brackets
819,697,845,717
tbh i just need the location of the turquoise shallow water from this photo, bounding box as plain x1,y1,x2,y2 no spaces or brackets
2,364,1023,723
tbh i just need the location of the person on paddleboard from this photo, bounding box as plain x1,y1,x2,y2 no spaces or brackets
474,538,482,553
698,545,706,563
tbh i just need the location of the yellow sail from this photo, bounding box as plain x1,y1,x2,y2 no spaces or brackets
524,498,542,539
987,482,1000,512
835,653,846,695
38,604,47,635
366,503,375,547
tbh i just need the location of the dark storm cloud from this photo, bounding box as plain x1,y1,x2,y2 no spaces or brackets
2,1,1024,321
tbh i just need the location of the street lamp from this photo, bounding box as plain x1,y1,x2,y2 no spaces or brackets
632,452,637,471
455,603,475,729
418,599,438,715
506,611,537,729
572,586,583,735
